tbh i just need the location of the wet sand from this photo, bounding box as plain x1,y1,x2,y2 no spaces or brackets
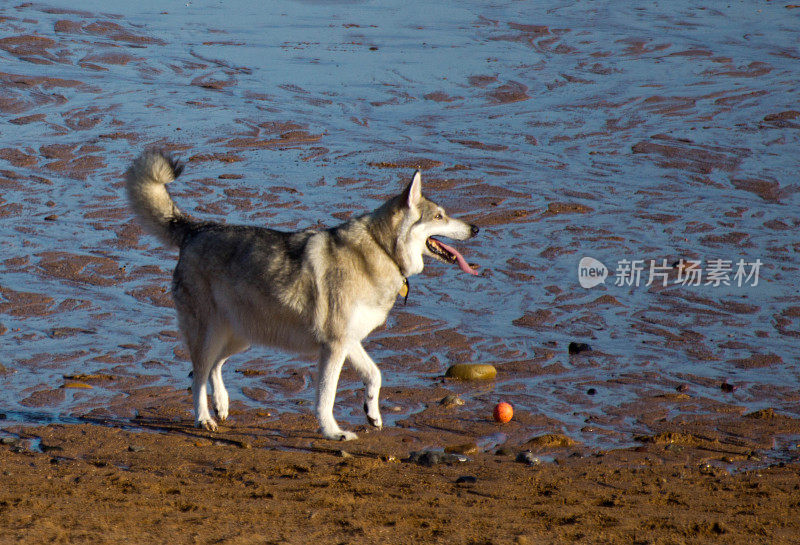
3,419,800,545
1,1,799,542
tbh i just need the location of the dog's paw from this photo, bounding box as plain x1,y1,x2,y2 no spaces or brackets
322,429,358,441
213,395,229,422
196,418,218,432
363,403,382,430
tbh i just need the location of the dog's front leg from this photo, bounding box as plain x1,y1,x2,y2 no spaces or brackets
347,342,382,429
316,342,358,441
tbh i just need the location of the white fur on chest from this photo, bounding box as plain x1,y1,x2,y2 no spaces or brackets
348,302,391,341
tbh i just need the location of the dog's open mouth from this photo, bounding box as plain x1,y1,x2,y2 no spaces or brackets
426,237,479,275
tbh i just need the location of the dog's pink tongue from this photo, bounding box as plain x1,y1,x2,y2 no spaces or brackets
436,240,479,276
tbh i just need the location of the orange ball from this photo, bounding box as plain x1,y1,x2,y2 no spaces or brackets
493,402,513,423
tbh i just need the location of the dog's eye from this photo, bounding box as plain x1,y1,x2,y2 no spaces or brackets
434,212,443,220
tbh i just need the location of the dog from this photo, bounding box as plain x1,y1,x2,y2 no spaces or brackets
125,150,479,440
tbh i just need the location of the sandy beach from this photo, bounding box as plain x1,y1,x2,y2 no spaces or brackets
1,1,799,543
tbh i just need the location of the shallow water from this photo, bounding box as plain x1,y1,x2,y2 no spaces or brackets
1,1,798,452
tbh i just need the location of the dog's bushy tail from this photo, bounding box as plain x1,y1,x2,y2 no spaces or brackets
125,150,192,247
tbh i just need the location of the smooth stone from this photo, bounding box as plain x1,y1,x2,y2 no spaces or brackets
568,342,592,355
516,451,541,466
408,450,470,466
408,450,441,466
524,433,578,449
40,443,62,453
439,393,464,408
445,364,497,381
63,382,93,389
443,453,470,463
445,443,479,456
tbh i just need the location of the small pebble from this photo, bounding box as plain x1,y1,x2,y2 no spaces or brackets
439,393,464,408
586,388,596,395
336,450,352,458
40,443,62,453
676,384,690,393
720,382,736,393
409,451,441,466
445,443,478,456
408,450,469,466
516,451,541,466
699,462,716,475
568,342,592,355
445,453,470,463
128,445,145,453
455,475,477,484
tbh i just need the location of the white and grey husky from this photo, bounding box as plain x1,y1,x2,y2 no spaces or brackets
125,150,479,440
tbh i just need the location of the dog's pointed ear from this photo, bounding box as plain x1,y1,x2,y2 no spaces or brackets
402,170,422,208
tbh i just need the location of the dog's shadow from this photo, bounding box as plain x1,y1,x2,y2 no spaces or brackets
2,408,369,454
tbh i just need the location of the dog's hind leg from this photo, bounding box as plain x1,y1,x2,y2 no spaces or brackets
316,342,357,441
347,342,382,430
190,350,215,431
209,336,249,423
178,313,212,431
185,322,233,432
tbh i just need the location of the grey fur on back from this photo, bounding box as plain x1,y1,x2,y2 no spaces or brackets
171,200,406,346
126,150,407,344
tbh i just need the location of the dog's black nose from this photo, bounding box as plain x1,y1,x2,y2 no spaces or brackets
470,224,479,237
